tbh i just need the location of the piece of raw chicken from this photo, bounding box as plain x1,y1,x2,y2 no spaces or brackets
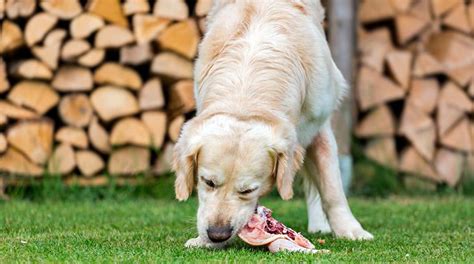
238,206,329,254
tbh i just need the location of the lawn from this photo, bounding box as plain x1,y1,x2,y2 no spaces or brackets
0,187,473,263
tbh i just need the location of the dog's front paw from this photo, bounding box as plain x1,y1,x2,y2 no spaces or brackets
185,237,207,248
333,225,374,240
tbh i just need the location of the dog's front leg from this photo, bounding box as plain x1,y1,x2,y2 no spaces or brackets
300,163,332,234
307,123,373,240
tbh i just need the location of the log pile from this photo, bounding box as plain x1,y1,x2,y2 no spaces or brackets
356,0,474,188
0,0,212,186
1,0,472,192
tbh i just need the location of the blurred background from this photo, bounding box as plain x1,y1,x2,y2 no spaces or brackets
0,0,473,199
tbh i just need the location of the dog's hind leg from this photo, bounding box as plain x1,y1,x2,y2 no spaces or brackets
306,122,373,240
300,161,331,234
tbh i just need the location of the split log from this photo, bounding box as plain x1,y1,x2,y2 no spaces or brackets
44,28,67,46
120,43,153,65
365,137,398,169
76,150,104,177
110,117,151,147
0,20,24,53
0,148,43,176
358,28,394,72
123,0,150,15
61,39,91,61
441,118,472,152
168,80,196,115
0,133,6,153
389,0,412,13
431,0,463,17
406,79,439,114
437,82,471,136
133,14,170,44
446,63,474,87
399,103,436,161
58,94,93,128
94,63,142,90
31,29,65,70
426,31,474,71
355,105,395,138
90,86,139,122
394,14,429,45
8,81,59,115
438,82,471,111
141,111,167,149
168,115,185,142
412,52,444,77
78,49,105,67
443,4,471,34
55,126,89,149
10,59,53,80
399,147,440,182
7,120,54,164
357,67,405,110
87,0,128,27
469,3,474,32
95,25,134,48
52,65,93,92
153,142,174,175
469,78,474,97
25,12,58,46
5,0,35,19
139,78,165,111
386,50,412,89
0,115,7,126
434,148,465,187
409,0,432,20
47,143,76,175
40,0,82,20
196,0,213,17
70,13,105,39
0,59,10,93
108,146,150,175
151,52,193,79
153,0,188,21
438,105,465,138
0,0,4,19
157,19,200,59
359,0,395,24
88,116,111,154
0,100,38,120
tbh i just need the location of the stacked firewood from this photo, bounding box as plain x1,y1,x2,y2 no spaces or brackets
356,0,474,187
0,0,213,186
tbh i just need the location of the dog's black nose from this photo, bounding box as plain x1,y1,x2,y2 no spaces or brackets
207,226,233,242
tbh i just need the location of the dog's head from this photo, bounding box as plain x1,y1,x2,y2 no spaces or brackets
173,115,304,245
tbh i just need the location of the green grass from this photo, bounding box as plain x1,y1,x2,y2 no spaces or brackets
1,190,473,263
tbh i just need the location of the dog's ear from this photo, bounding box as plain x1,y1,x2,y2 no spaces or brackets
173,119,202,201
269,123,305,200
272,144,305,200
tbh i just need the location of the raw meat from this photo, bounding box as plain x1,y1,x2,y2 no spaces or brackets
238,206,328,254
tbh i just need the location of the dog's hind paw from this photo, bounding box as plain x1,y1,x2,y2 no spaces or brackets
334,226,374,240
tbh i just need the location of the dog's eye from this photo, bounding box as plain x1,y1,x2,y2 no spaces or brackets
239,188,257,195
202,177,215,188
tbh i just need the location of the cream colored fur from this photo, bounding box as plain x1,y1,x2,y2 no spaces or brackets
173,0,373,248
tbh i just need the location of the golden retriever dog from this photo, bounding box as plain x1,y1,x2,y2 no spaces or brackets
173,0,373,248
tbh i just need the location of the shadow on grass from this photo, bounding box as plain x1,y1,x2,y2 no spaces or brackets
3,173,177,202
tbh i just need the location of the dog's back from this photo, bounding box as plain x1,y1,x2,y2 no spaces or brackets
194,0,340,125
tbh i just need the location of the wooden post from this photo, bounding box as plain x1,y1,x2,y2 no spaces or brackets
328,0,357,193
